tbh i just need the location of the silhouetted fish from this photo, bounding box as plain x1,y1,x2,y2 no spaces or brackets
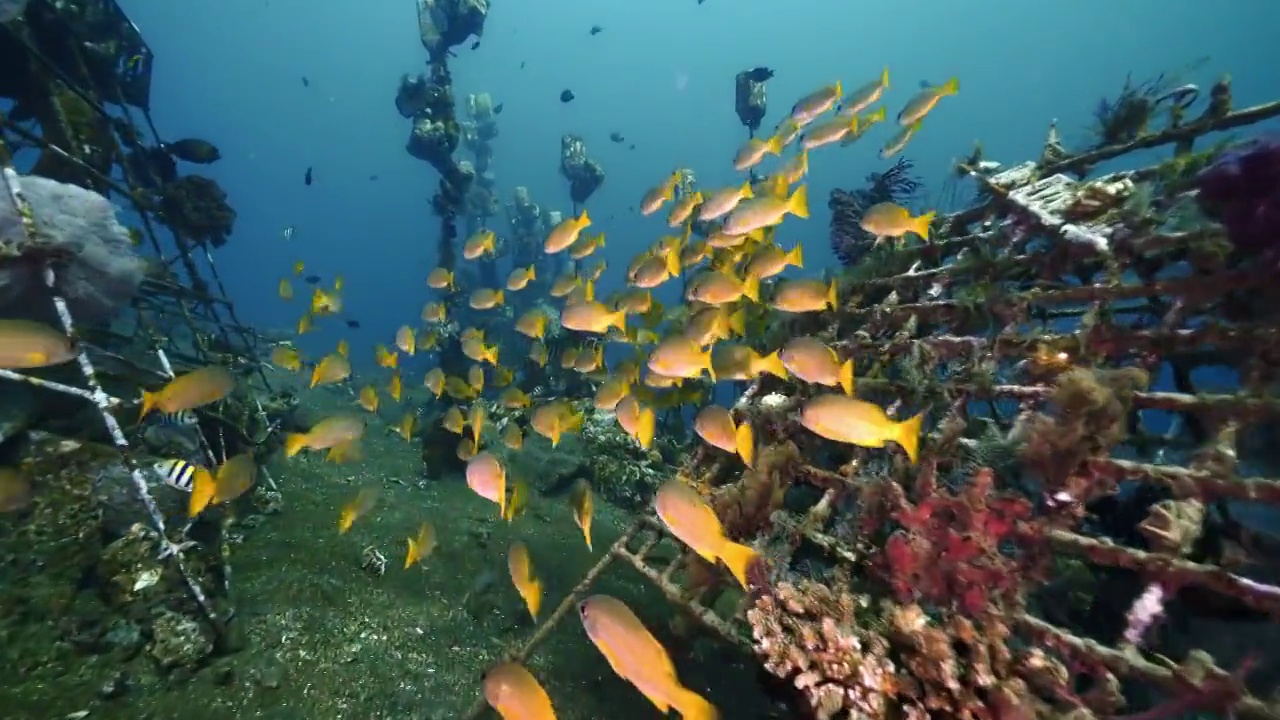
345,320,360,329
304,166,313,185
369,174,379,181
493,103,504,115
520,61,525,69
304,275,321,284
560,89,575,103
162,139,221,164
746,67,775,83
590,25,603,35
302,76,309,87
609,132,625,143
471,40,480,50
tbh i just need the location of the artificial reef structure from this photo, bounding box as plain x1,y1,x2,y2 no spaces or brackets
454,69,1280,720
0,1,291,712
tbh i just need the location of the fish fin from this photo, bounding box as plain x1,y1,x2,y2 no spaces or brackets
702,349,717,383
672,686,721,720
284,433,307,458
637,407,656,449
759,350,788,380
583,524,593,552
404,538,419,569
826,279,838,310
578,208,591,227
739,180,754,200
741,274,760,303
717,539,759,590
727,307,746,336
495,289,505,305
611,310,627,334
913,210,937,241
880,66,890,89
896,410,926,464
866,106,887,123
765,134,783,155
188,467,215,518
787,184,810,219
941,76,959,95
527,265,537,280
839,359,855,396
832,79,843,98
787,242,804,269
735,420,754,468
138,390,157,423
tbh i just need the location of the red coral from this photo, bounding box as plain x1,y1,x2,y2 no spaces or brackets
874,466,1036,616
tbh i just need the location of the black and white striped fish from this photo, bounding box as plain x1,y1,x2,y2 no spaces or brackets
149,409,199,427
154,459,200,492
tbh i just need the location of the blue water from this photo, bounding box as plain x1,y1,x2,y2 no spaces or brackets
118,0,1280,374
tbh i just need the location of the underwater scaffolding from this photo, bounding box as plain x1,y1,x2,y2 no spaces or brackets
0,0,277,644
458,93,1280,718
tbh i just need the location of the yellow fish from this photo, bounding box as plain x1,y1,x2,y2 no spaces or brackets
462,338,499,366
297,313,313,334
561,301,626,335
396,412,416,441
502,423,523,450
139,366,235,421
507,264,536,291
396,326,416,355
544,210,591,253
779,336,854,395
569,479,593,551
358,385,379,412
503,477,529,522
376,345,399,369
468,364,485,392
339,486,380,533
732,134,783,171
529,400,584,447
424,368,446,397
278,278,294,300
859,202,935,246
614,395,656,449
285,415,366,459
482,663,558,720
464,229,497,260
693,406,754,467
442,406,466,434
838,67,890,117
310,287,342,315
467,402,486,442
640,170,681,216
507,541,542,620
800,394,924,463
897,76,958,126
337,339,350,358
772,278,837,313
721,184,809,236
310,353,351,388
422,302,447,323
470,288,505,310
656,479,759,589
404,521,437,568
292,260,304,275
426,267,455,290
270,346,302,371
388,371,402,402
666,190,703,227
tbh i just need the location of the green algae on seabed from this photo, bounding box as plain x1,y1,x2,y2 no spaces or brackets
0,386,771,719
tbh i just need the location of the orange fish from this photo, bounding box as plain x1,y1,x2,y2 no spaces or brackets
655,479,759,589
466,451,506,517
779,336,854,395
139,366,235,422
482,662,558,720
693,406,754,467
578,595,719,720
799,394,924,463
508,541,542,620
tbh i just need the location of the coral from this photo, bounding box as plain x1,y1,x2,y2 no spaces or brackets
157,174,237,248
0,173,146,322
864,465,1036,617
149,609,213,670
829,158,925,266
1015,366,1149,503
578,409,670,509
1195,134,1280,255
395,73,432,118
417,0,488,61
748,579,896,719
711,440,800,538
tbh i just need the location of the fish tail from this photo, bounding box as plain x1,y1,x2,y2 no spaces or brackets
787,184,810,219
485,346,500,366
735,420,754,468
637,406,656,449
866,106,887,123
664,248,681,278
188,467,216,518
727,307,746,336
578,208,591,227
765,134,784,155
787,242,804,269
138,390,157,423
832,79,843,98
913,210,937,241
758,350,788,380
527,265,536,280
826,279,838,310
880,66,890,89
839,359,855,396
583,526,593,552
702,348,717,383
941,76,959,95
716,536,760,590
738,180,754,200
672,686,721,720
404,538,420,569
611,309,627,334
741,274,760,303
284,432,308,458
895,410,926,464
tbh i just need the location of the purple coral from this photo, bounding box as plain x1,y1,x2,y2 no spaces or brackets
1195,134,1280,254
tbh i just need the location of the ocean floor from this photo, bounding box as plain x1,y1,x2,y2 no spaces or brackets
0,385,774,720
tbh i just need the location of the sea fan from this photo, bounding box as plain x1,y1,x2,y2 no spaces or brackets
829,158,924,266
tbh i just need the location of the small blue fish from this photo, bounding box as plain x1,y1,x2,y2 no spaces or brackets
154,459,198,492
